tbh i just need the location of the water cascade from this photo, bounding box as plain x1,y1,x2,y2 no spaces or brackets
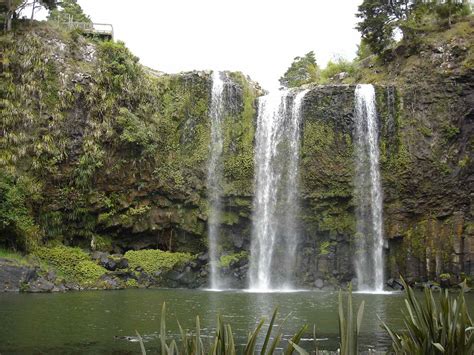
353,84,384,292
248,89,308,291
207,71,226,290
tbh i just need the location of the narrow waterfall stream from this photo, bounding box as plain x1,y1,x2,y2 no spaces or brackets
249,89,308,291
353,84,385,292
207,71,226,290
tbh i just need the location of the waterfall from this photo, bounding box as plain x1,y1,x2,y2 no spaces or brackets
248,89,308,291
207,71,226,290
353,84,384,292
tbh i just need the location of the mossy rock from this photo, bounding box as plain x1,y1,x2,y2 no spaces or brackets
35,246,106,286
219,251,248,268
124,249,194,274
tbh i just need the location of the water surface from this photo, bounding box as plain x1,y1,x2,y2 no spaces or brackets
1,289,473,354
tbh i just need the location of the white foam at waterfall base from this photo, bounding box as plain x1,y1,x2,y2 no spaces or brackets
248,89,308,291
353,84,385,292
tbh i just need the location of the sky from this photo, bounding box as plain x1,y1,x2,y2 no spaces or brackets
37,0,364,91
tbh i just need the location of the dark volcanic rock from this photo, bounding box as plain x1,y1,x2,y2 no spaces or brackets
0,259,38,292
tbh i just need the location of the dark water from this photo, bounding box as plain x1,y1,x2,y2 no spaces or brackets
0,289,473,354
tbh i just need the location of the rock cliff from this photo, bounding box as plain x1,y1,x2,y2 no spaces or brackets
0,20,472,290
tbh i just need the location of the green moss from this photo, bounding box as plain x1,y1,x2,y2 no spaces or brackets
417,125,433,137
441,123,460,140
219,251,248,268
0,247,29,264
125,278,139,288
92,235,112,252
35,246,106,286
220,211,239,226
124,249,194,274
318,241,336,256
458,155,470,168
222,71,258,195
319,212,356,234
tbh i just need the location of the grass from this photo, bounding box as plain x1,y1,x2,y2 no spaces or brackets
0,247,28,264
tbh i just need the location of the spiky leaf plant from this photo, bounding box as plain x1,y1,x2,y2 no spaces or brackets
338,283,365,355
137,303,307,354
381,279,474,354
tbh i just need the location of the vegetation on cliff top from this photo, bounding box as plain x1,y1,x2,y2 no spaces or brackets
281,2,472,86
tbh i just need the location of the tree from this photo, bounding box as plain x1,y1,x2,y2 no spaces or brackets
3,0,57,31
356,0,412,56
434,0,471,27
279,51,320,88
48,0,91,23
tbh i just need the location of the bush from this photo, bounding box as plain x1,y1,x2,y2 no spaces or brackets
320,58,357,83
0,174,41,250
124,249,193,274
35,246,106,286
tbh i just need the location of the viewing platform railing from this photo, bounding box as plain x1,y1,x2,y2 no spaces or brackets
63,21,114,40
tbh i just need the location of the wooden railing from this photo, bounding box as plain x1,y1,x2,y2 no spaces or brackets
63,21,114,39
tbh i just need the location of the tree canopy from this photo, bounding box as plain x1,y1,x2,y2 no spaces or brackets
48,0,91,23
279,51,319,88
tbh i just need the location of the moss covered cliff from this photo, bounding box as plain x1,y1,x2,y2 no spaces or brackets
0,23,259,257
0,18,472,290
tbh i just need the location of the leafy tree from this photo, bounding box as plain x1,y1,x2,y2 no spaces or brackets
356,0,412,56
3,0,57,30
279,51,320,88
434,0,471,27
356,39,373,61
48,0,91,23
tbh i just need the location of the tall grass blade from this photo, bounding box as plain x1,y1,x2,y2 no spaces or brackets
135,330,146,355
261,307,278,355
288,340,309,355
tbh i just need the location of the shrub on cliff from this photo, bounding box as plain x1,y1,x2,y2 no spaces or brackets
279,51,320,88
0,174,41,251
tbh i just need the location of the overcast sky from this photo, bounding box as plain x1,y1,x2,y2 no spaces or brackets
52,1,364,90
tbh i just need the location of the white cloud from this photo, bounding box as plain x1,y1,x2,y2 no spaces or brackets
73,0,363,90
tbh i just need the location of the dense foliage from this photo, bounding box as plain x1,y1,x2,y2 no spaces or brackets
279,51,319,88
35,245,106,286
48,0,91,23
356,0,471,56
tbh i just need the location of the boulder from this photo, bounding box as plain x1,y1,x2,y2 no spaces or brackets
25,277,55,293
0,259,38,292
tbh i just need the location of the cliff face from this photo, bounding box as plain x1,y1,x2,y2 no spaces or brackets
0,24,259,257
0,21,472,289
296,20,474,286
